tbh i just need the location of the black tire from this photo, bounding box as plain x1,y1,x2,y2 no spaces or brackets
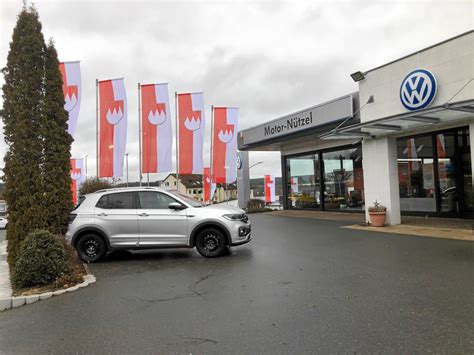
195,227,227,258
76,233,107,263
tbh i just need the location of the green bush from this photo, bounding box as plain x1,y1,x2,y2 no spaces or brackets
246,199,274,214
247,199,265,210
12,230,70,289
79,177,113,195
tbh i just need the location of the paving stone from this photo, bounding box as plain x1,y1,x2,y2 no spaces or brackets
53,289,66,296
0,297,12,311
12,296,25,308
25,295,40,304
39,292,53,300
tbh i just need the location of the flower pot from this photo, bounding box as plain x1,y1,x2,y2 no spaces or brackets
369,211,386,227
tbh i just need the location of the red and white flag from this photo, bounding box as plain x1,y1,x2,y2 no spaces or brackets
291,177,299,193
436,134,446,159
265,174,276,204
407,137,419,171
70,158,85,205
203,167,217,203
177,93,205,174
98,78,127,177
59,61,81,137
141,83,172,173
436,134,446,179
212,107,238,184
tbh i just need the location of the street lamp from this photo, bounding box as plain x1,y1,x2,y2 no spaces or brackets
224,165,229,202
350,71,366,82
84,154,88,178
125,153,129,187
249,161,263,170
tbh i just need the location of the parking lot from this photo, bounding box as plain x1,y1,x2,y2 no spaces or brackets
1,214,473,354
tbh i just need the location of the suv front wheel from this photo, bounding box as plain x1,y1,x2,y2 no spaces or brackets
195,227,227,258
76,233,107,263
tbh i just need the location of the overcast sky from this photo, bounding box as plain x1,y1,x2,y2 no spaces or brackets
1,0,473,182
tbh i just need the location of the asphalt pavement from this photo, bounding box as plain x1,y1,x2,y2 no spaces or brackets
0,215,473,354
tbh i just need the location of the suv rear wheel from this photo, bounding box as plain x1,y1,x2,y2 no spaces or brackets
195,227,227,258
76,233,107,263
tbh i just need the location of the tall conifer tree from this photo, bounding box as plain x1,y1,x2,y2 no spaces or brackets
42,40,73,234
2,5,73,267
2,6,47,265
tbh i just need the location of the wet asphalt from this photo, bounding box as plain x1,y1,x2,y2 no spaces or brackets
0,214,473,354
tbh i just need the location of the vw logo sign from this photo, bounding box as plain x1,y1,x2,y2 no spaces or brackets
236,154,242,170
400,69,437,111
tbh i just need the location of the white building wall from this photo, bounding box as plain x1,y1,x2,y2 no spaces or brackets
359,32,474,123
362,137,401,225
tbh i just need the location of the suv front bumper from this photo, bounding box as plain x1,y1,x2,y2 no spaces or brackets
230,223,251,246
231,233,252,246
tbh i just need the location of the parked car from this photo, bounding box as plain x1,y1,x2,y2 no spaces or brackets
0,217,7,229
66,187,251,262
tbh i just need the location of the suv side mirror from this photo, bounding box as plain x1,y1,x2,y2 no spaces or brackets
168,202,185,210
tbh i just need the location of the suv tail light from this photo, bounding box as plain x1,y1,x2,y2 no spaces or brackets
68,214,77,224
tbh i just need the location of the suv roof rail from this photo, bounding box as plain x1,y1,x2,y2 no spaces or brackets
94,186,161,194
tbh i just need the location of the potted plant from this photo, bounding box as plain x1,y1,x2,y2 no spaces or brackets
368,200,387,227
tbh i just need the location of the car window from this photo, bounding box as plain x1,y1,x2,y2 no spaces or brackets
167,190,204,207
73,195,86,210
96,192,134,209
138,191,179,209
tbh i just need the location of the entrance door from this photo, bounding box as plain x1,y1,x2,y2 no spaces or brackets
136,191,189,246
286,154,320,209
322,146,364,211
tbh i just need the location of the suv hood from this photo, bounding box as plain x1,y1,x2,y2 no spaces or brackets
198,204,245,215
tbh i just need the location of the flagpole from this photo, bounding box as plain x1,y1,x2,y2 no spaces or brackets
95,79,99,178
175,92,179,192
209,105,214,205
138,83,142,186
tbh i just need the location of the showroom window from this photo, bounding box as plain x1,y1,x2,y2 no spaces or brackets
397,127,472,216
285,144,364,211
322,147,364,211
397,135,436,212
286,154,320,209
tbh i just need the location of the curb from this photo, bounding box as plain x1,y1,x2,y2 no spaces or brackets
0,274,96,312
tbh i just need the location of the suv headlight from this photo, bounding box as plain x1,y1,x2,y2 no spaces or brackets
223,214,248,223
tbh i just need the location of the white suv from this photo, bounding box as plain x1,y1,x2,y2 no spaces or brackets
66,187,251,262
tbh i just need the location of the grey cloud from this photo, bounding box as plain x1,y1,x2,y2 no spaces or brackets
1,0,473,183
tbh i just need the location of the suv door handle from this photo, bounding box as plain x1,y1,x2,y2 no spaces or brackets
97,213,108,217
138,213,149,217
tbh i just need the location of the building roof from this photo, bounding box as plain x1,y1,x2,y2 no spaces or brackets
164,173,203,188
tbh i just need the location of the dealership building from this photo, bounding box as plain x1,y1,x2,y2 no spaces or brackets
238,31,474,224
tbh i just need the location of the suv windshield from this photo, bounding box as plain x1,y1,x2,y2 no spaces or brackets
168,191,204,207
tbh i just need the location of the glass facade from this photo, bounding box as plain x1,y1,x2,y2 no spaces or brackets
285,145,364,211
397,127,472,216
397,136,436,212
323,147,364,211
287,154,320,209
283,126,472,217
